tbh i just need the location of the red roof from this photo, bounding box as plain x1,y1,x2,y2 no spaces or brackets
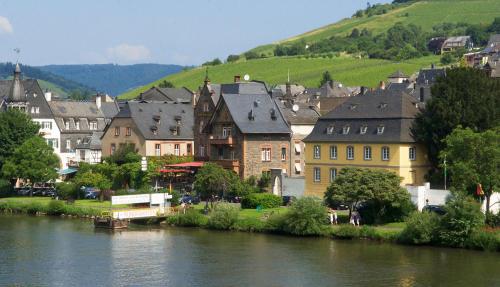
159,169,191,173
165,161,204,168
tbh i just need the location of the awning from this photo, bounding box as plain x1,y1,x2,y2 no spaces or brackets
294,143,301,153
165,161,204,168
294,163,302,172
159,169,191,173
58,168,78,175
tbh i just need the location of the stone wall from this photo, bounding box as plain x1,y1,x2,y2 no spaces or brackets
242,134,290,178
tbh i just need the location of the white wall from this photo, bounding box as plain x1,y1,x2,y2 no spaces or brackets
406,183,451,211
33,118,63,166
482,192,500,215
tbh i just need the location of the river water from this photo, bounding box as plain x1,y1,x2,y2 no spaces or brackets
0,215,498,287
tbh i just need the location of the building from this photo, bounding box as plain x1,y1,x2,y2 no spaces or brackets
204,81,291,179
303,89,431,198
441,36,473,53
48,95,119,168
138,86,194,104
101,101,194,158
0,64,60,161
414,65,446,103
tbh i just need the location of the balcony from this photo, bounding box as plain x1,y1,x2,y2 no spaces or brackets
209,135,234,146
212,159,240,169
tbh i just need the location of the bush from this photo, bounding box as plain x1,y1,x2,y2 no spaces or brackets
466,230,500,252
26,202,45,215
207,203,239,230
226,54,240,63
167,209,207,227
486,212,500,228
56,182,78,199
332,225,359,239
46,200,66,216
241,193,281,209
399,211,440,245
232,217,266,232
282,197,328,236
438,196,485,248
358,198,416,224
264,213,286,233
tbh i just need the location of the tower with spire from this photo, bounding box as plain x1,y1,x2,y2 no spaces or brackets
6,63,28,111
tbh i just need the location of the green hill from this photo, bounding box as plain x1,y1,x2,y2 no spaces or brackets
118,0,500,99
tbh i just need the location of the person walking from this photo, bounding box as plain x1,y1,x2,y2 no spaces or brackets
349,213,355,225
328,209,334,225
333,209,338,225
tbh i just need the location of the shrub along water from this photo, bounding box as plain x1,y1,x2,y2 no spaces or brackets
207,203,239,230
0,199,101,217
241,193,282,209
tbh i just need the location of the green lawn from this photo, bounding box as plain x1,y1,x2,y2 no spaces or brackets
119,55,439,99
0,197,127,210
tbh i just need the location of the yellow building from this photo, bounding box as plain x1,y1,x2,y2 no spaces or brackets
303,89,432,198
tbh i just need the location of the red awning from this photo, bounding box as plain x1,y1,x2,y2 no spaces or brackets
165,161,204,168
159,169,191,173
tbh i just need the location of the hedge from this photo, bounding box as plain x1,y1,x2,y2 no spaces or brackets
241,193,282,209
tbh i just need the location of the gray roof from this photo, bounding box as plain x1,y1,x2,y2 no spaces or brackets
115,101,194,140
443,36,471,48
139,86,193,103
214,93,290,134
220,81,269,95
275,99,320,125
76,132,103,150
49,101,105,118
304,81,352,98
389,70,408,78
484,34,500,54
0,78,53,119
416,67,446,85
99,102,120,118
386,82,413,92
304,90,419,143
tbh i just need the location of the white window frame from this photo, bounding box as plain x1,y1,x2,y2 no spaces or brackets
327,125,334,134
364,146,372,160
155,144,161,156
65,120,70,130
75,121,80,130
203,102,209,112
377,125,385,135
347,146,354,160
66,139,71,150
222,126,232,138
200,145,205,157
313,145,321,159
330,168,337,183
360,126,367,134
314,167,321,182
261,147,271,162
342,125,350,135
330,145,337,159
174,144,180,156
199,121,204,134
281,147,286,161
409,146,416,161
90,121,98,130
382,146,390,161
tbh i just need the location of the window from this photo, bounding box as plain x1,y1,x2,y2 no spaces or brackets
174,144,180,156
330,145,337,159
76,138,81,145
199,121,204,134
382,146,390,161
330,168,337,183
342,125,350,135
360,125,367,134
47,139,58,148
281,147,286,161
187,144,192,155
126,127,131,136
110,144,116,155
218,147,224,159
66,139,71,150
347,146,354,160
75,121,80,130
203,102,209,112
200,145,205,157
327,125,334,134
313,145,321,159
222,126,232,138
261,147,271,162
90,121,98,130
41,121,52,130
80,150,85,161
114,127,120,136
155,144,161,156
377,125,385,135
364,146,372,160
314,167,321,182
31,106,39,114
152,128,158,135
409,146,416,161
65,120,70,130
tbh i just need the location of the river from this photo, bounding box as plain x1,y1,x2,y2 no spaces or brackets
0,215,498,287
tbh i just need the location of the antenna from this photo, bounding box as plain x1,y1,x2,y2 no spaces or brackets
243,74,250,81
287,69,290,83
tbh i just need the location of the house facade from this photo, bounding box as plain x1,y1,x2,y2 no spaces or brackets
101,101,194,158
193,76,220,160
204,82,291,179
303,89,431,198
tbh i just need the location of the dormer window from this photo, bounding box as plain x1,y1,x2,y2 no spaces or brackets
90,121,98,130
349,104,358,110
248,109,255,121
342,125,350,135
203,102,209,112
175,115,182,125
377,125,385,135
360,125,367,134
153,115,161,124
75,121,80,130
170,126,179,135
379,103,388,109
327,125,334,135
64,120,70,130
151,126,158,135
270,108,277,120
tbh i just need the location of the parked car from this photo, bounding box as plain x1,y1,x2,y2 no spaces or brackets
422,205,446,215
224,195,241,203
282,196,297,206
179,194,200,205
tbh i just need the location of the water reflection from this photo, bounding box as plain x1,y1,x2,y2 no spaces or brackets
0,215,498,287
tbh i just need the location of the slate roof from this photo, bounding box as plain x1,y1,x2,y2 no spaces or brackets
76,132,104,150
304,81,352,98
215,93,290,134
139,86,193,103
304,90,419,143
275,99,321,125
388,70,408,78
484,34,500,54
220,81,269,95
49,101,105,118
416,67,446,85
386,82,413,92
99,101,120,119
443,36,471,48
114,101,194,140
0,78,53,119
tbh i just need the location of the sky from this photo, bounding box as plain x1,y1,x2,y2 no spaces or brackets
0,0,391,66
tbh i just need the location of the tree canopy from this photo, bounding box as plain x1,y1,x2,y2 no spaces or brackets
319,71,333,87
2,136,59,185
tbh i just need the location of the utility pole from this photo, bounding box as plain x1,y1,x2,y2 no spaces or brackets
444,155,447,190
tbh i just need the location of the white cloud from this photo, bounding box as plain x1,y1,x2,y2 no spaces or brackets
0,16,13,34
106,44,151,62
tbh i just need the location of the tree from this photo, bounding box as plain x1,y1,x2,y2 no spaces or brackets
412,67,500,172
158,80,175,88
441,127,499,213
282,197,327,236
226,54,240,63
487,17,500,33
0,109,39,171
350,28,360,38
73,171,112,201
2,136,59,191
440,53,456,65
319,71,333,87
193,163,239,209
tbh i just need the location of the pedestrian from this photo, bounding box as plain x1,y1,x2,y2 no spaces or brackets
181,202,186,214
349,213,355,225
328,209,334,225
356,212,361,226
333,209,338,225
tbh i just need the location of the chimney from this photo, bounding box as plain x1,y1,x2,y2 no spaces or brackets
285,82,292,97
234,75,241,83
96,94,102,109
44,90,52,102
379,81,386,90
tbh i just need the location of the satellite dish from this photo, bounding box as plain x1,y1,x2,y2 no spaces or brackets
243,74,250,81
292,104,299,112
338,83,343,88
